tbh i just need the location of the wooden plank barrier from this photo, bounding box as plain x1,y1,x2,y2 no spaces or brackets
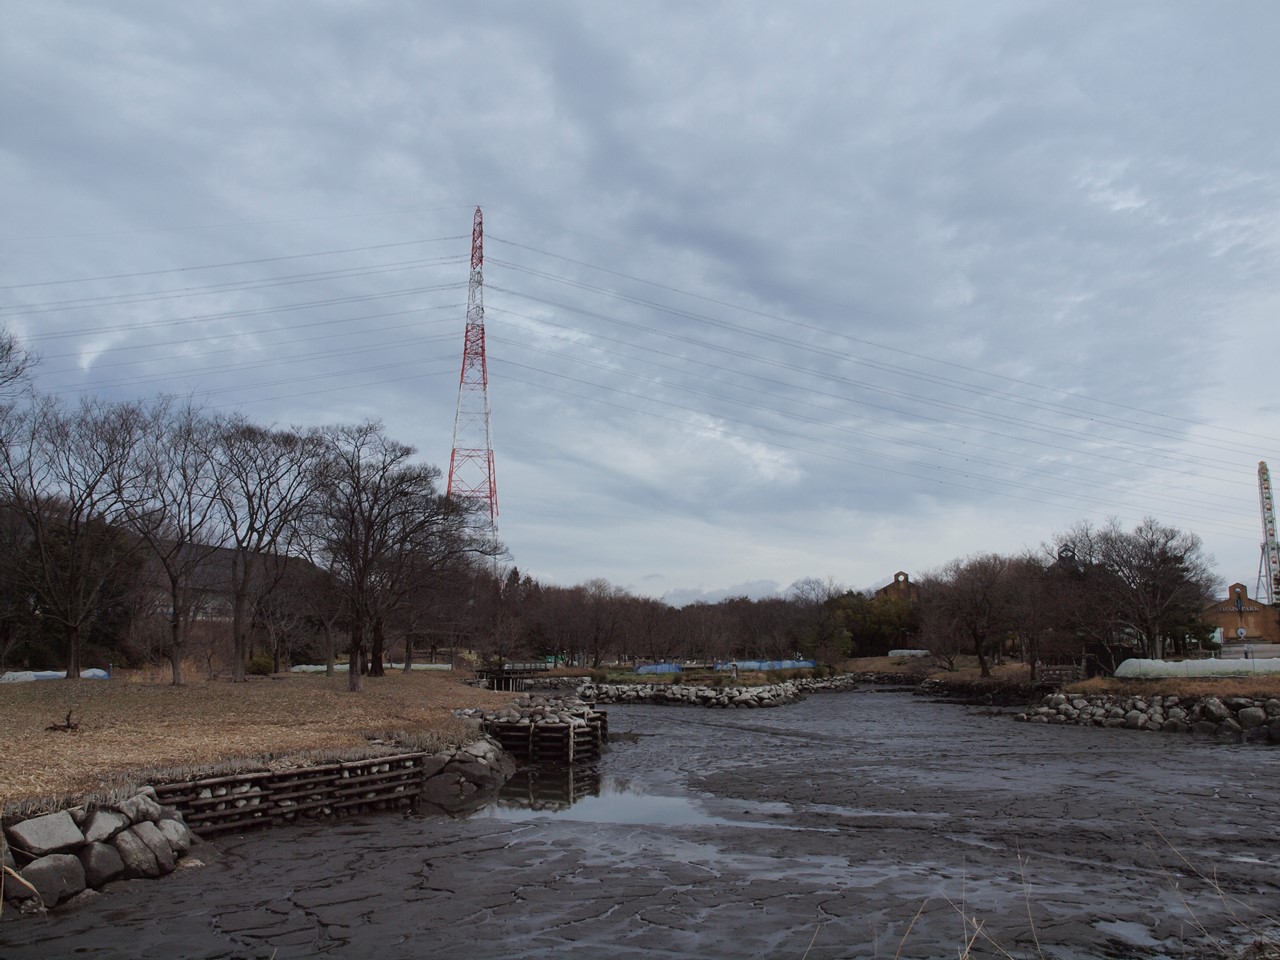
153,754,430,836
1037,664,1084,687
480,709,608,764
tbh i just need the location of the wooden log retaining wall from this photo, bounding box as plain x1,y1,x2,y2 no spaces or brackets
481,711,608,765
152,753,436,837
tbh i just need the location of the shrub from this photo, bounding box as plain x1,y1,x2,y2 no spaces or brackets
589,668,608,683
246,654,275,676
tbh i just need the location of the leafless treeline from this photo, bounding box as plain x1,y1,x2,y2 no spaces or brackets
0,330,1225,684
915,519,1222,676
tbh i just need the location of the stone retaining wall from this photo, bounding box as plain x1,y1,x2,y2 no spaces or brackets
2,787,201,913
1016,693,1280,742
1,736,517,915
849,671,926,685
574,674,857,708
917,677,1041,704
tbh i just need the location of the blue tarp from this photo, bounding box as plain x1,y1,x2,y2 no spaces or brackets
635,663,683,674
0,668,110,683
714,660,816,672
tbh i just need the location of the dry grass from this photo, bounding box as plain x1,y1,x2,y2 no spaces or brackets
0,670,510,815
1069,675,1280,700
845,656,938,676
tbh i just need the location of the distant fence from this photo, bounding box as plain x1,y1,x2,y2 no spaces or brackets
291,662,453,673
713,660,816,672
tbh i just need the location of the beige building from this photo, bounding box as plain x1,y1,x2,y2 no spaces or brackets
875,571,920,604
1202,582,1280,645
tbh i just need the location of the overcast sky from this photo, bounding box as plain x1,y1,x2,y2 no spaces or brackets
4,2,1279,605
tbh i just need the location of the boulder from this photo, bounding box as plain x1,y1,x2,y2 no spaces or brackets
1201,698,1230,722
419,772,465,809
20,853,86,906
82,808,130,844
113,828,161,879
114,792,163,825
6,810,85,856
155,818,195,857
1238,706,1268,730
132,822,177,874
78,841,126,888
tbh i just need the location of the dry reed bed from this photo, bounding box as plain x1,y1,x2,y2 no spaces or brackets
0,671,510,814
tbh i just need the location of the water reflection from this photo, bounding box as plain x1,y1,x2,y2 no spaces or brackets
482,764,800,829
489,763,604,813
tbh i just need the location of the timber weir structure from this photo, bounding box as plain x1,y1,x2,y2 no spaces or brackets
147,697,608,837
457,695,609,764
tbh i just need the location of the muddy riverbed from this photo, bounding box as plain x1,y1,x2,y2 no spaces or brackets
3,690,1279,959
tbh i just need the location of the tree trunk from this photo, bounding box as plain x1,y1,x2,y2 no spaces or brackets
403,632,414,674
169,642,184,686
347,621,364,692
230,554,248,682
369,617,385,677
974,632,992,678
65,623,81,679
323,621,335,677
168,574,185,685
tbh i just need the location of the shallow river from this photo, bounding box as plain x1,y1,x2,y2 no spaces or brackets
4,690,1279,959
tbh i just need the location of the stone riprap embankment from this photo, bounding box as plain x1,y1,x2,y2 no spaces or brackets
917,676,1040,705
1017,692,1280,742
849,671,926,685
3,787,201,912
528,675,591,690
454,694,608,763
455,693,598,726
575,674,857,708
2,737,519,915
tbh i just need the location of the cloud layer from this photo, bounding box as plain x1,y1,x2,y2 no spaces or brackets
4,1,1279,602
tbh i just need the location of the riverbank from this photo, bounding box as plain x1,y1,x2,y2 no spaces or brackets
0,671,510,816
4,691,1277,959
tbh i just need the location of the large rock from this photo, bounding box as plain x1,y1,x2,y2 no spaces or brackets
82,808,130,844
78,841,126,888
113,828,161,879
155,818,195,857
1200,698,1230,722
1238,706,1268,730
114,793,163,825
131,821,177,874
6,810,85,856
20,853,86,906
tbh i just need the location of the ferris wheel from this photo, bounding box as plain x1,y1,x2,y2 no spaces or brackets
1259,461,1280,606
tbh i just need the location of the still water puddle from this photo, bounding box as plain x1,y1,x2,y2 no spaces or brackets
481,765,799,829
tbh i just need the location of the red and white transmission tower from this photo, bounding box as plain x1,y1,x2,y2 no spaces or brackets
1259,461,1279,606
446,207,498,530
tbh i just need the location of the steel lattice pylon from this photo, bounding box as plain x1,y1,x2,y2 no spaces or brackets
446,207,498,530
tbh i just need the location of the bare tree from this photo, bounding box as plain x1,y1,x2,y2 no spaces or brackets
1050,518,1219,667
213,415,326,682
120,398,225,685
581,578,630,668
788,577,852,664
1098,517,1219,659
0,327,35,397
0,396,146,678
920,554,1015,677
312,421,470,691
